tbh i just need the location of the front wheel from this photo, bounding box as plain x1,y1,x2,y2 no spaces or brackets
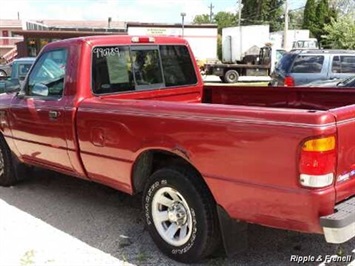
0,135,32,186
0,135,16,186
143,167,220,263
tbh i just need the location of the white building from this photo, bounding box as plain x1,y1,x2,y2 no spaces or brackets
127,22,218,61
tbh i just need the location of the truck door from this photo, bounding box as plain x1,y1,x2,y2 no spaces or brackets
9,49,73,172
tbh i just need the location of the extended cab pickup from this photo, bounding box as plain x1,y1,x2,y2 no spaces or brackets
0,36,354,263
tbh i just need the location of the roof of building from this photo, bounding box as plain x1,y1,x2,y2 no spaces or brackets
0,20,22,28
127,22,217,29
34,20,126,30
12,30,126,38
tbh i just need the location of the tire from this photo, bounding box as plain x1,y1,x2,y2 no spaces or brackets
224,70,239,83
219,76,226,83
0,135,30,186
143,167,220,263
0,70,7,77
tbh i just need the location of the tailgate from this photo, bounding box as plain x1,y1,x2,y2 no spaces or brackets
332,106,355,203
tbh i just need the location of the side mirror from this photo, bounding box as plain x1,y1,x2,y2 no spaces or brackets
6,84,21,94
32,83,49,97
0,81,21,94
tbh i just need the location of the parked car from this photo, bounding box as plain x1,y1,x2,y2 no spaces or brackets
0,63,12,77
301,75,355,87
0,57,35,92
270,49,355,86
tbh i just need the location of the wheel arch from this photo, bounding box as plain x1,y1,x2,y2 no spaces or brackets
131,149,213,200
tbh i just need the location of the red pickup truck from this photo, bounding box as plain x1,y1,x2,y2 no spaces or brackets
0,36,354,263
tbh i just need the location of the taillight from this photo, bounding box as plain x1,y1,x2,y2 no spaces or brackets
299,136,336,188
284,76,295,86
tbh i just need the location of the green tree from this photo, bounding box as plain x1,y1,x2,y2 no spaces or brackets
192,14,210,24
214,11,237,34
303,0,338,43
302,0,317,31
323,14,355,49
241,0,285,31
192,11,237,34
268,0,285,32
193,11,237,60
289,8,304,29
217,34,222,60
314,0,329,40
241,0,267,25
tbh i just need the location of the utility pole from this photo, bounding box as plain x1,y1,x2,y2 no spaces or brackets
238,1,242,61
238,0,242,27
181,12,186,37
283,0,289,49
208,3,214,22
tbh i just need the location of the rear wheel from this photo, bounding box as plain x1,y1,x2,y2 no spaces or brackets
224,69,239,83
143,167,220,263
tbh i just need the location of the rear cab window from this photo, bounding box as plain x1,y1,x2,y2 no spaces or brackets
290,55,325,73
91,45,197,94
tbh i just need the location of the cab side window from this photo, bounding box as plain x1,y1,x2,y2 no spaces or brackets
160,45,197,87
27,49,67,98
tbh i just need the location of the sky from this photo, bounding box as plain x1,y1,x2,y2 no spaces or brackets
0,0,306,24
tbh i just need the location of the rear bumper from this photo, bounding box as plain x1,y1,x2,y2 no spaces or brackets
320,196,355,244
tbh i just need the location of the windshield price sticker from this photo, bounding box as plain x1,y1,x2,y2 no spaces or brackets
290,254,353,264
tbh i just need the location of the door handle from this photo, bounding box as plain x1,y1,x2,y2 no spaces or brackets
49,110,60,119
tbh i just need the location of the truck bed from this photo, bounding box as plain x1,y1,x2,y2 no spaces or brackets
202,85,355,111
75,85,355,235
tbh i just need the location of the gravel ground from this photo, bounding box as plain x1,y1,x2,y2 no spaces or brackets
0,169,354,266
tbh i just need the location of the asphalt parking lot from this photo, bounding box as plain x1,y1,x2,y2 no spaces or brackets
0,169,354,266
